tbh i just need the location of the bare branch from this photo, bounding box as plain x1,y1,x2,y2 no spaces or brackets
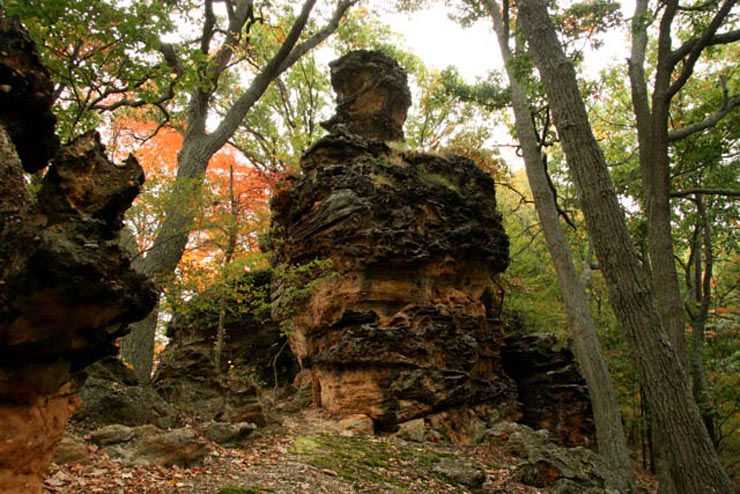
671,29,740,64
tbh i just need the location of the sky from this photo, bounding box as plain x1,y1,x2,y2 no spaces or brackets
385,4,504,81
384,2,632,81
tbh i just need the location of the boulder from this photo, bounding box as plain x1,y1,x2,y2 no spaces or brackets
73,357,177,428
52,434,90,466
134,429,208,467
199,421,257,446
485,422,619,493
431,457,487,489
337,414,375,436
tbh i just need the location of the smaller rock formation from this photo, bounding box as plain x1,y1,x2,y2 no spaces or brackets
159,270,298,387
502,333,595,448
72,357,177,429
153,270,290,426
0,14,156,494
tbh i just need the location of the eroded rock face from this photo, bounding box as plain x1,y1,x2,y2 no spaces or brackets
270,51,516,432
502,333,595,449
321,50,411,142
0,15,156,494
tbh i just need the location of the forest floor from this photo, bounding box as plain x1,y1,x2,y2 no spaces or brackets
43,406,660,494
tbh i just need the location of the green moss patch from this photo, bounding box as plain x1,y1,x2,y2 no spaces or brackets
289,434,457,490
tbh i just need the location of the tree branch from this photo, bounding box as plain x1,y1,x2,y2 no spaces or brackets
667,0,737,99
670,188,740,198
207,0,357,155
671,29,740,65
668,96,740,142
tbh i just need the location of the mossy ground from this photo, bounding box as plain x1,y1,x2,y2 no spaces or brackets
289,433,457,490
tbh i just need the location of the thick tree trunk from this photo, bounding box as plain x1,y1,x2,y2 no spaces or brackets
517,0,733,492
483,3,635,491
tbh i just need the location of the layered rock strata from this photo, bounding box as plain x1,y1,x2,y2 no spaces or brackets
270,50,516,431
0,14,156,494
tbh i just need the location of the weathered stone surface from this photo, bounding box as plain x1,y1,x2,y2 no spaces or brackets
89,424,137,447
270,51,515,435
198,421,257,446
485,422,618,494
0,15,156,494
502,333,595,448
73,357,177,428
337,414,375,436
0,14,58,173
431,457,487,489
321,50,411,142
92,425,208,467
52,434,90,466
134,429,208,467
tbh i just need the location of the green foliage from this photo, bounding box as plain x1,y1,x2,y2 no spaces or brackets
4,0,177,141
439,67,510,112
553,0,622,49
272,258,337,333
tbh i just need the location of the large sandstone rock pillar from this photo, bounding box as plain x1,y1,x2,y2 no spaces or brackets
270,50,517,435
0,14,156,493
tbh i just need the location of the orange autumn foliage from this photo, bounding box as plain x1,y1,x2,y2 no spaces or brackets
108,115,277,284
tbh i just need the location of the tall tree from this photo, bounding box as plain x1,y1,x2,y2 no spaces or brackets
119,0,358,381
476,2,635,491
628,0,740,368
516,0,734,492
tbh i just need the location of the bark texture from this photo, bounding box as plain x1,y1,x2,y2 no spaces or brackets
0,14,156,494
482,3,635,491
517,1,733,492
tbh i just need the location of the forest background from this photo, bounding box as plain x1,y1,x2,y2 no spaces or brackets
3,0,739,491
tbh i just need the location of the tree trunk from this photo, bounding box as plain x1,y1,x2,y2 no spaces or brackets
517,0,733,492
628,0,688,368
483,3,635,491
687,196,716,443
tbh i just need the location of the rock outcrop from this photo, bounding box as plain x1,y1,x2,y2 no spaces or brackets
152,270,290,425
0,14,156,494
270,50,516,433
502,333,595,448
